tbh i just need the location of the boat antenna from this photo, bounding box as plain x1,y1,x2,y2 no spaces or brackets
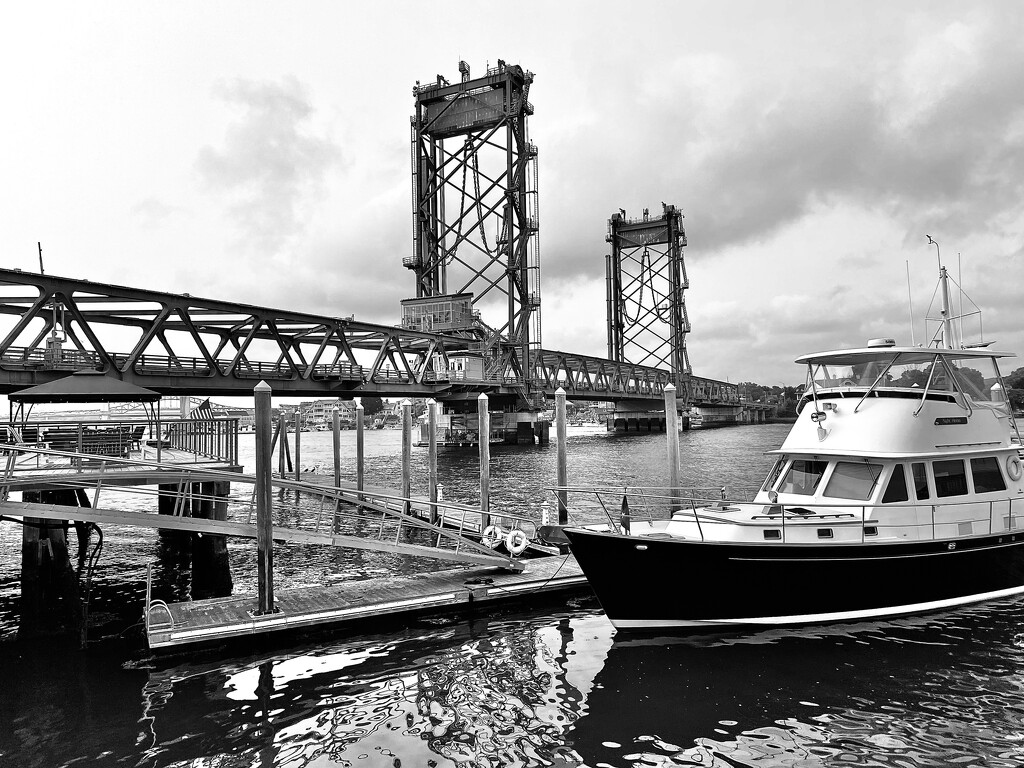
958,252,964,349
926,235,954,349
905,260,916,346
37,241,45,274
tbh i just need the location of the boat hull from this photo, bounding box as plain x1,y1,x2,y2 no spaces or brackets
563,528,1024,630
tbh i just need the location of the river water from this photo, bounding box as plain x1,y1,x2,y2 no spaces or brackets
2,423,1024,767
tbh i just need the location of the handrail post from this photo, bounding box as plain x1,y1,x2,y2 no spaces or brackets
401,400,412,515
665,383,680,511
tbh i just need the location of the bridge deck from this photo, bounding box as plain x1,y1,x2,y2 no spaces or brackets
146,553,587,649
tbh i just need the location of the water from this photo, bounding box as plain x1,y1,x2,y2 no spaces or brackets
3,423,1024,766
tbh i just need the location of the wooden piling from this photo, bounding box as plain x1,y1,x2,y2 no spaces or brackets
402,400,412,514
294,416,301,482
356,399,364,499
665,383,680,508
332,405,341,489
428,399,438,525
478,393,490,527
255,381,275,615
555,387,568,525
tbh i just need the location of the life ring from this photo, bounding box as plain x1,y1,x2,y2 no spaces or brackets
505,528,529,556
481,525,503,549
1007,455,1022,481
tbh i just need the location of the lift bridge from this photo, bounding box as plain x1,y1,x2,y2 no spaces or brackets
0,60,740,415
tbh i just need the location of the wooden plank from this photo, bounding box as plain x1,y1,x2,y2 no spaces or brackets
147,554,588,649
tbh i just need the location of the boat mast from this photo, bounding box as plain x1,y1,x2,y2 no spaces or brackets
927,235,954,349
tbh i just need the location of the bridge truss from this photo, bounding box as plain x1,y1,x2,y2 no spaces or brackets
0,268,737,405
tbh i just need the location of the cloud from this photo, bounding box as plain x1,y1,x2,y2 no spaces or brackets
540,8,1024,285
196,76,340,255
130,197,184,229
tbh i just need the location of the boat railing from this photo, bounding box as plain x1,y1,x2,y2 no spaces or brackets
548,485,727,531
552,485,1022,545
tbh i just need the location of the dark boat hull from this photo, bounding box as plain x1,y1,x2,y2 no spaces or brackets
563,527,1024,629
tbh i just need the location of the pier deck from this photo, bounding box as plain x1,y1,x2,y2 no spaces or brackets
146,553,587,650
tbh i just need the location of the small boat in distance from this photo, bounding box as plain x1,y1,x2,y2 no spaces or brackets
564,248,1024,630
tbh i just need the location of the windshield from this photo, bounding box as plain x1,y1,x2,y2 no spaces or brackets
806,353,1007,405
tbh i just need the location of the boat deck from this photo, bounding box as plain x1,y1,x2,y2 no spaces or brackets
146,553,587,650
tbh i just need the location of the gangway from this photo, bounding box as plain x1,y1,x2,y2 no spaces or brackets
0,445,528,571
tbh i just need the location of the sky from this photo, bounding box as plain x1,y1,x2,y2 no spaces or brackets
3,0,1023,390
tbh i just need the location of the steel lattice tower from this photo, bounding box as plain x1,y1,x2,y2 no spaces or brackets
606,204,691,384
406,60,541,384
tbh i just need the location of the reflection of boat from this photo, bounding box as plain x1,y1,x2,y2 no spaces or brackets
566,255,1024,630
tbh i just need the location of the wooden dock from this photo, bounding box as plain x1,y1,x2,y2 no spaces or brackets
146,553,588,650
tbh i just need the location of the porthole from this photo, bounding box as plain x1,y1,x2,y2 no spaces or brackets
763,529,781,540
863,526,878,536
817,528,834,539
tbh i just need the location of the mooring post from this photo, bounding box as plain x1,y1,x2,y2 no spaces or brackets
427,399,438,525
294,414,301,483
355,399,364,500
478,393,490,529
332,405,341,490
254,381,275,615
401,400,412,514
555,387,568,525
665,383,681,509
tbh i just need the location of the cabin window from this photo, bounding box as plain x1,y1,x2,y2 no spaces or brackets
934,459,968,497
864,525,878,536
881,464,909,503
778,459,828,496
912,462,930,500
761,458,786,492
763,529,782,540
971,457,1006,493
823,461,882,500
817,528,834,539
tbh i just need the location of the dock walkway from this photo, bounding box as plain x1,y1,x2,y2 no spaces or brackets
146,552,587,649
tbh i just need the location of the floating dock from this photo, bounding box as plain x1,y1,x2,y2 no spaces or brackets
146,553,587,649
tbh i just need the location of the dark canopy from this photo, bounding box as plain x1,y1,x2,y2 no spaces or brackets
10,371,161,403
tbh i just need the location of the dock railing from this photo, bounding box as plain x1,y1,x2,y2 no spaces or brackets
164,417,239,464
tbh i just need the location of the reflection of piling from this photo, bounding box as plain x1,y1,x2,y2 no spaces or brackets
555,387,568,524
665,383,681,508
254,381,275,615
277,412,286,476
402,400,412,515
428,400,438,524
478,393,490,528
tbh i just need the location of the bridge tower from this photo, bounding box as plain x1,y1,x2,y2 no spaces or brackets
606,204,691,393
406,60,541,388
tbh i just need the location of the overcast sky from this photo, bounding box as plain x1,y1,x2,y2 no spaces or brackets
3,0,1023,388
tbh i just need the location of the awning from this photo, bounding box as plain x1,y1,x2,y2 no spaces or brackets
9,371,161,403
